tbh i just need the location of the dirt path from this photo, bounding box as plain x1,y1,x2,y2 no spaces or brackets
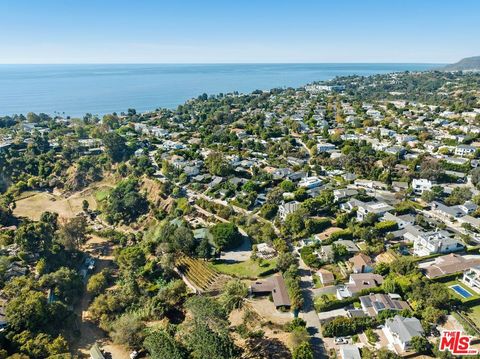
74,236,130,359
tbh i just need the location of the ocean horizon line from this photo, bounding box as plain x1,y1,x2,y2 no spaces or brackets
0,62,446,66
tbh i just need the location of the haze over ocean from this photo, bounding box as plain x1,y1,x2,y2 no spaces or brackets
0,63,440,117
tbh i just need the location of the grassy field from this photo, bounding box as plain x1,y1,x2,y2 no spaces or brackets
210,258,277,279
94,186,112,203
14,190,97,220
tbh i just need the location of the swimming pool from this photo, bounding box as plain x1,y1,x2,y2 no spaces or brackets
450,284,473,299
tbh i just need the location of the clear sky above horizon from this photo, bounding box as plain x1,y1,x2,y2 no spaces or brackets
1,0,479,64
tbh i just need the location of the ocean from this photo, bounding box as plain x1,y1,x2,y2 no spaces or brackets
0,63,441,117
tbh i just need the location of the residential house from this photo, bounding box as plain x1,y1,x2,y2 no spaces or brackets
278,201,301,221
338,345,361,359
319,240,359,263
382,212,415,230
317,142,336,152
424,253,480,279
334,189,358,202
359,293,410,317
356,200,393,221
412,178,433,194
336,273,384,299
298,176,322,189
256,242,277,259
317,268,335,286
455,145,476,157
431,201,467,221
349,253,374,273
413,231,464,256
249,275,291,309
383,315,424,353
463,265,480,293
392,181,408,192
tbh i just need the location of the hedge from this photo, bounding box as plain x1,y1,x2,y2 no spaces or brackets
323,229,353,245
374,220,398,233
322,316,379,337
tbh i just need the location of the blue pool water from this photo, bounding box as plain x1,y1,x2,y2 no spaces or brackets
450,285,473,298
0,63,440,117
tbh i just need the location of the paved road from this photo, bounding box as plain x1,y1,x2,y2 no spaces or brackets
298,259,328,359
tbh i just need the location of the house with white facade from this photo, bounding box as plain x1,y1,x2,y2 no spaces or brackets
463,265,480,293
356,201,394,221
411,178,433,194
382,212,415,230
316,142,336,152
383,315,424,353
455,144,477,157
336,273,384,299
413,231,464,256
278,201,301,221
298,176,323,189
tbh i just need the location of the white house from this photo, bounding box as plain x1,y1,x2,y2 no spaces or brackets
382,212,415,230
278,201,301,221
316,142,336,152
356,201,393,221
336,273,384,299
413,231,464,256
298,176,322,189
412,178,433,194
463,265,480,293
383,315,424,353
455,145,477,157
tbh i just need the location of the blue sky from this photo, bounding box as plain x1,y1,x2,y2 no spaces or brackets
0,0,478,64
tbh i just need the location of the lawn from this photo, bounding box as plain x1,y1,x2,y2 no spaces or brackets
94,186,112,203
466,304,480,325
210,258,277,279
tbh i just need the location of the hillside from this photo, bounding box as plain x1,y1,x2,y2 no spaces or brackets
444,56,480,71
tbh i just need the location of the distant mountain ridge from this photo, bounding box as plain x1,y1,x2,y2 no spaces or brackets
444,56,480,71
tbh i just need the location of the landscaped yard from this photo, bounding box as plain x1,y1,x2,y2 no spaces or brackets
444,280,480,303
210,258,277,279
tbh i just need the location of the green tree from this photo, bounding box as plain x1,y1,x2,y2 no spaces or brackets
6,291,49,332
210,223,242,251
205,152,232,176
87,269,111,297
105,177,149,224
276,252,297,272
410,336,431,354
144,330,186,359
220,279,248,312
58,215,88,251
110,313,146,349
117,246,146,276
292,341,314,359
104,132,130,162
